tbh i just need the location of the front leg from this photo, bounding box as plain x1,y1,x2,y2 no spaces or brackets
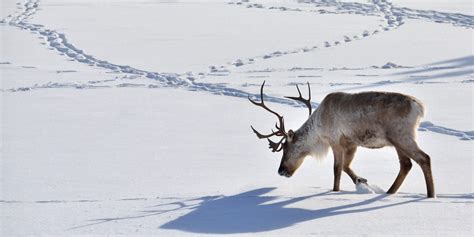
343,146,368,184
332,145,344,191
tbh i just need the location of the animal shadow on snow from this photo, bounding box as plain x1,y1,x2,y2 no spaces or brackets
160,187,423,234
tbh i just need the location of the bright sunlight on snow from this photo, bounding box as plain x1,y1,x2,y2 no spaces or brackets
1,0,473,236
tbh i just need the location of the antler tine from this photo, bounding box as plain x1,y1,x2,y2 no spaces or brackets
248,81,283,119
274,122,285,136
248,81,287,137
268,137,285,152
251,125,281,139
295,84,303,97
285,81,312,116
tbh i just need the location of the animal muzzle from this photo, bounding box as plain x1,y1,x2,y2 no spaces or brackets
278,167,292,178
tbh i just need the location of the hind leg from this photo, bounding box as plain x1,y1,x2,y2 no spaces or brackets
396,140,435,198
412,149,435,198
387,148,412,194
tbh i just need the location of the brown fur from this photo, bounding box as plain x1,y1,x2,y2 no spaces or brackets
283,91,434,197
249,83,434,197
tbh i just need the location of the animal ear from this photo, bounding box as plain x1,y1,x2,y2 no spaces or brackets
287,130,295,142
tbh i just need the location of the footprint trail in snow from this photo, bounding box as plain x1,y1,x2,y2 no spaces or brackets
1,0,472,141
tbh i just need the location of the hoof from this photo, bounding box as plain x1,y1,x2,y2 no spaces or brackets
356,177,368,184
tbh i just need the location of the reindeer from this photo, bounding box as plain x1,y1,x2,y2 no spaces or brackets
249,81,435,198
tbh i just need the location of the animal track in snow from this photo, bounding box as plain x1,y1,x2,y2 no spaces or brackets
222,0,403,70
295,0,472,29
419,122,474,141
2,0,472,141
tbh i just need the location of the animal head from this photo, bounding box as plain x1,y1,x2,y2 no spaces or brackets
249,81,312,177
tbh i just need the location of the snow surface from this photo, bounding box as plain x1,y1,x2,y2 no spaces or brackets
1,0,473,236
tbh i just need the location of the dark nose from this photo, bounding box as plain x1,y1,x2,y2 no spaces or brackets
278,166,290,177
278,166,285,176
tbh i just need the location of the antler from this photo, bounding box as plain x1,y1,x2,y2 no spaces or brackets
248,81,287,152
268,137,285,152
285,82,312,116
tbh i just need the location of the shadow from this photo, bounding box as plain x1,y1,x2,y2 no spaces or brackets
392,55,474,78
419,121,474,141
159,187,422,234
437,193,474,200
399,192,474,202
339,56,473,92
69,188,474,233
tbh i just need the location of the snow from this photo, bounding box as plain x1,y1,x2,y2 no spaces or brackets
1,0,473,236
355,182,385,194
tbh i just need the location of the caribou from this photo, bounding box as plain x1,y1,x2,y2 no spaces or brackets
249,81,435,198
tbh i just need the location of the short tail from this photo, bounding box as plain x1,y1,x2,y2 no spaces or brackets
411,98,425,118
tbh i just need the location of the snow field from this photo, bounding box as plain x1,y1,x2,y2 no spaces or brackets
1,0,473,236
